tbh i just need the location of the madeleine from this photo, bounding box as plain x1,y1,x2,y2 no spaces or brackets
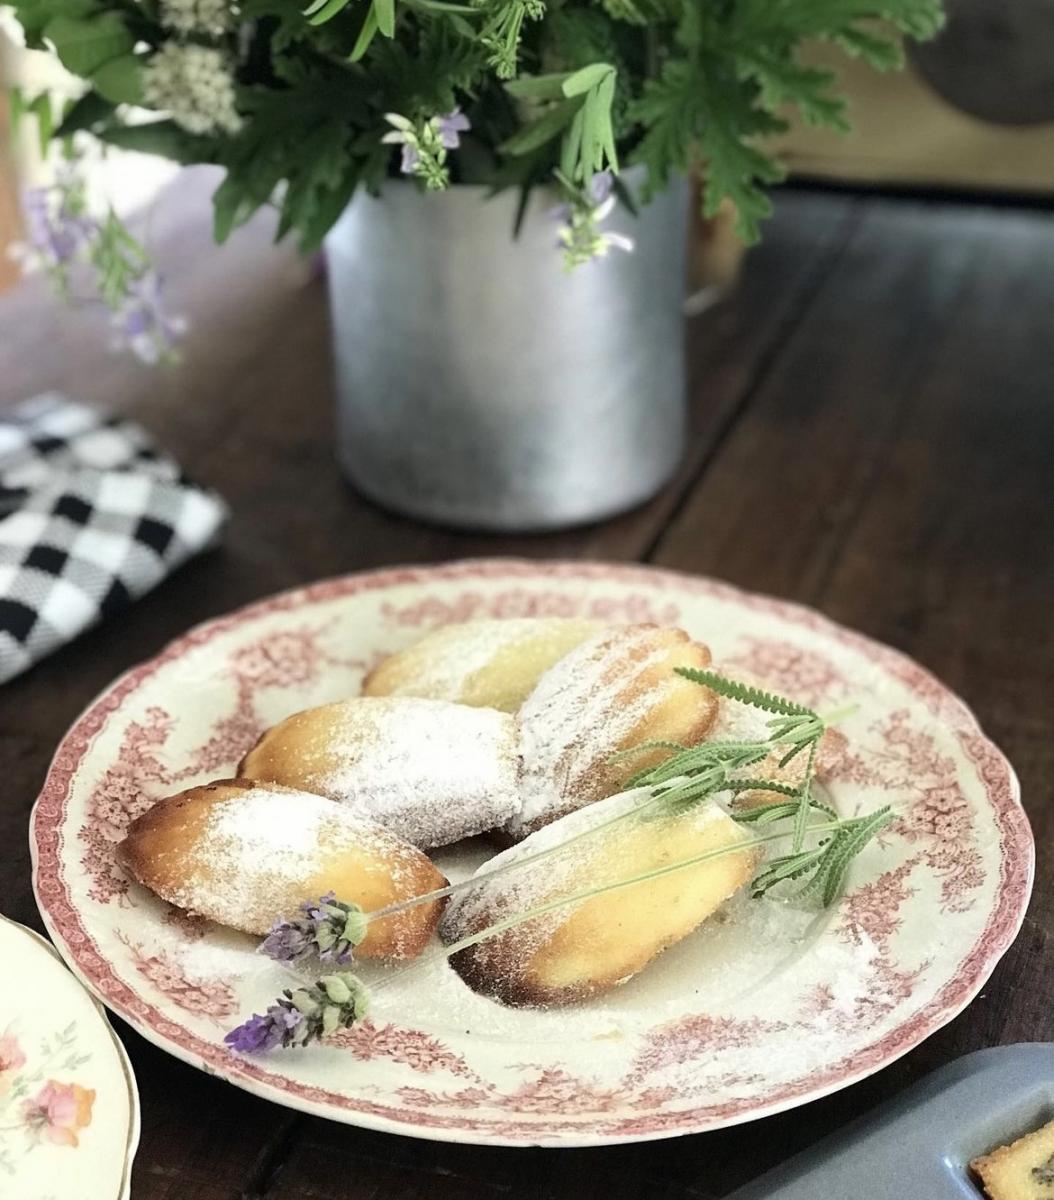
118,779,447,959
363,617,601,712
442,788,757,1006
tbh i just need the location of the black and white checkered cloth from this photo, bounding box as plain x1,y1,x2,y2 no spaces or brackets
0,394,227,684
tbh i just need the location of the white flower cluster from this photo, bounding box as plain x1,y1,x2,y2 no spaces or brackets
159,0,236,37
143,44,242,136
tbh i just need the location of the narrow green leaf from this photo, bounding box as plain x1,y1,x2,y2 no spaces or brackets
594,68,617,169
675,667,815,717
307,0,352,24
505,72,572,101
578,91,600,176
734,801,818,826
561,61,614,98
375,0,395,37
560,105,584,180
348,5,378,60
751,846,827,896
790,742,816,852
638,741,769,787
820,807,894,906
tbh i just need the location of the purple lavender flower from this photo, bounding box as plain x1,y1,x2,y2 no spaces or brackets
225,973,368,1055
260,922,315,963
224,1003,303,1053
20,185,96,267
260,893,368,966
435,108,470,150
589,170,614,205
551,171,634,266
110,271,187,364
400,142,421,175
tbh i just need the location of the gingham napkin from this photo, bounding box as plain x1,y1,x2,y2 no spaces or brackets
0,394,227,684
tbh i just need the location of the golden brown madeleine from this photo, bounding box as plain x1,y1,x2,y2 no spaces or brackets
362,618,601,712
118,779,447,959
506,625,718,840
442,787,758,1006
240,696,522,849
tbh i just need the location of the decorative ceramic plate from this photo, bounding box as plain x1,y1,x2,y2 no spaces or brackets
30,561,1032,1147
0,915,139,1198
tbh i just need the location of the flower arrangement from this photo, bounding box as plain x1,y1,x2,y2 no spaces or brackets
5,0,944,345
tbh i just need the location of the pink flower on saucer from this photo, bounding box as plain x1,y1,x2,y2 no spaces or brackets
23,1080,96,1147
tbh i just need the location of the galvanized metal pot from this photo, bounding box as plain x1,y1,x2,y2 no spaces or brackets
324,173,689,531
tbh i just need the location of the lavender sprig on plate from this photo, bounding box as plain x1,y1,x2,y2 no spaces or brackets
261,893,368,966
225,973,368,1053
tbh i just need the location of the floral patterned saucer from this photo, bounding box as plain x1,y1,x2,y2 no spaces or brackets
0,915,139,1198
30,561,1033,1146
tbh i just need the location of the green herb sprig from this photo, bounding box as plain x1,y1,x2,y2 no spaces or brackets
612,668,892,899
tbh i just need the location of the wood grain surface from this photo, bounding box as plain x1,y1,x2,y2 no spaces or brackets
0,170,1050,1198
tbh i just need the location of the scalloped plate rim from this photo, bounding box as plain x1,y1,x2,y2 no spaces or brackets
28,558,1035,1147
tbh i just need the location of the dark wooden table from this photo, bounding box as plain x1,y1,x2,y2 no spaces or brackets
1,170,1051,1199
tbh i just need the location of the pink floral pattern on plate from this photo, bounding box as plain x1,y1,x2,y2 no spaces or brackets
115,933,239,1021
30,561,1032,1146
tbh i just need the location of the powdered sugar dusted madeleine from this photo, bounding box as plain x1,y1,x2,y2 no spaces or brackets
506,625,718,840
118,780,446,959
240,696,521,848
362,618,601,712
441,788,758,1006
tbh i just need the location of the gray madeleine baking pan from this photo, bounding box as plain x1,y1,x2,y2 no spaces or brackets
726,1044,1054,1199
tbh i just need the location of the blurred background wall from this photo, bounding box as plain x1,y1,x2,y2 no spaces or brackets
769,41,1054,195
